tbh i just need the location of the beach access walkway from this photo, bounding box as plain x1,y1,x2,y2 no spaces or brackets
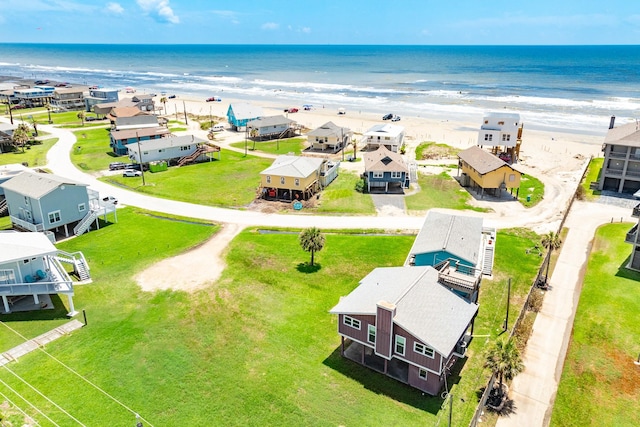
495,201,633,427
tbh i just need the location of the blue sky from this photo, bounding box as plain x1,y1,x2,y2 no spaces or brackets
1,0,639,45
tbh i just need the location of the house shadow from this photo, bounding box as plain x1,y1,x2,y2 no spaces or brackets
296,262,322,273
322,346,447,414
1,294,72,322
456,179,520,204
615,255,640,279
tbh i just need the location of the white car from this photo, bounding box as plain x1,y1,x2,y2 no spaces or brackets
123,169,142,177
391,115,401,122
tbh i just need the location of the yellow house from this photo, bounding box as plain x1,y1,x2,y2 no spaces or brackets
260,155,338,201
457,146,522,198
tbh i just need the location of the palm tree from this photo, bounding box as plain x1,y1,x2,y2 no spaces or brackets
299,227,325,267
541,231,562,282
159,96,168,115
77,111,85,126
351,138,358,160
484,338,524,397
44,102,53,123
250,127,259,151
12,123,32,152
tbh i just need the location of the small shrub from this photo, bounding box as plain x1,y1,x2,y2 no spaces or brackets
355,178,366,193
527,289,544,312
575,185,586,201
513,313,535,352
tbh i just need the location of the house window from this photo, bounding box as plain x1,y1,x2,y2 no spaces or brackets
159,149,164,153
502,134,511,142
372,172,383,178
48,210,61,224
0,269,16,285
414,342,435,358
24,196,29,205
391,171,402,179
280,177,285,185
395,335,406,355
509,174,515,182
498,121,505,125
368,324,376,344
266,175,271,184
484,134,493,142
343,316,361,330
419,368,428,380
294,178,300,187
78,203,86,212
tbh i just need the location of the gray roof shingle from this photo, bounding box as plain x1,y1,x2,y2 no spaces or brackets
260,155,324,178
0,171,87,199
604,121,640,148
363,145,408,173
458,146,517,175
307,121,351,138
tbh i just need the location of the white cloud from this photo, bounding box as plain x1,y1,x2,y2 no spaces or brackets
137,0,179,24
106,2,124,14
261,22,279,30
301,27,311,34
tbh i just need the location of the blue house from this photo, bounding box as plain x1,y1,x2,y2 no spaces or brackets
405,211,496,302
85,88,119,112
227,103,263,131
109,126,171,156
362,145,409,193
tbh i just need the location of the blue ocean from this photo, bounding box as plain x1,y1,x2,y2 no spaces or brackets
0,44,639,134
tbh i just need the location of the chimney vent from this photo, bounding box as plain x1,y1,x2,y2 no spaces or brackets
609,116,616,130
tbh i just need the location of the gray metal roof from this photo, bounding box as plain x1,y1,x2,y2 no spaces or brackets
458,146,519,175
408,211,483,265
363,145,408,173
115,115,159,128
307,121,351,138
364,123,404,137
110,127,170,140
230,103,264,120
260,155,325,178
330,266,478,356
0,171,87,199
247,115,294,128
604,121,640,148
138,134,206,151
0,231,57,264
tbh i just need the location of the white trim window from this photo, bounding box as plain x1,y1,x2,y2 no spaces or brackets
414,342,435,358
294,178,300,187
390,171,402,179
266,175,271,184
419,368,428,379
484,134,493,142
395,335,406,356
372,172,383,178
78,203,86,212
502,134,511,142
343,315,361,330
280,176,285,185
367,324,376,344
48,210,61,224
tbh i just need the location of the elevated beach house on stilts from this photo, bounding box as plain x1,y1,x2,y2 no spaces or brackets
0,171,116,239
597,116,640,194
227,103,264,131
259,155,339,201
247,115,297,140
361,123,405,153
457,146,522,199
128,134,218,166
330,266,478,395
362,145,409,193
477,112,524,163
306,121,352,153
0,231,90,316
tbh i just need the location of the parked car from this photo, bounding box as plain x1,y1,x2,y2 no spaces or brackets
126,163,149,171
123,169,142,177
102,196,118,204
109,162,128,170
209,124,225,132
206,97,221,102
11,105,25,110
288,108,299,113
34,80,50,85
391,115,401,122
168,94,177,99
383,113,393,120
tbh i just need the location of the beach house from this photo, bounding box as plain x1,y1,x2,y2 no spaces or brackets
0,231,90,316
114,115,160,131
457,146,522,199
84,88,119,112
227,103,264,131
361,123,405,153
259,155,339,201
50,87,88,112
597,117,640,194
127,135,215,166
362,145,409,193
0,171,116,239
329,266,478,395
306,121,352,153
477,112,524,163
0,123,17,153
110,126,171,156
13,85,55,108
247,115,297,140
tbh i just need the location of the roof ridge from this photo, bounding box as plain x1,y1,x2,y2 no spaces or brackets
394,267,430,305
442,216,455,250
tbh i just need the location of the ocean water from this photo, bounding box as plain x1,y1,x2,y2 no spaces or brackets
0,44,639,134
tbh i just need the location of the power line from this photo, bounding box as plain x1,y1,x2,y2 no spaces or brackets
2,365,86,426
0,320,154,426
0,388,41,426
0,376,59,427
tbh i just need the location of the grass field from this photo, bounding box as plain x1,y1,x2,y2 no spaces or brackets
405,171,491,213
230,137,307,155
71,127,118,171
580,157,603,201
0,137,58,167
314,170,376,214
415,142,459,161
0,207,542,426
519,174,545,208
550,223,640,426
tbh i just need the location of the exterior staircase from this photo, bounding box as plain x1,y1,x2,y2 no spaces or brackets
0,198,7,216
407,161,418,183
55,250,91,281
177,145,207,167
73,209,99,236
481,227,497,275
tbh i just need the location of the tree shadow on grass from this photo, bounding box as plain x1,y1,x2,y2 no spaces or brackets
296,262,321,273
322,346,443,414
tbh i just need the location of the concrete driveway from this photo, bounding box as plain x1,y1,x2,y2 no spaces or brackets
370,194,406,216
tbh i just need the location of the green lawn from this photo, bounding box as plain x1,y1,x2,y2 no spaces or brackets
415,141,459,161
0,137,58,167
315,170,376,214
405,171,490,213
71,127,123,171
0,207,542,426
550,223,640,427
230,137,307,155
519,174,545,208
580,157,603,201
101,149,273,207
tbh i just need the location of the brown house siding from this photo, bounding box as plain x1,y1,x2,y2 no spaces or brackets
407,365,444,395
392,324,442,374
337,314,376,344
375,302,395,359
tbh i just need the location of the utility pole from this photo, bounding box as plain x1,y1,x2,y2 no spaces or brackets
503,278,511,332
8,102,14,124
136,132,146,186
182,100,188,125
448,393,453,427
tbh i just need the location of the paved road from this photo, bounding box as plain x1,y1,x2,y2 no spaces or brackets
495,201,633,427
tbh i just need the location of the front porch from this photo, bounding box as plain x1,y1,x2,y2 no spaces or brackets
342,339,409,384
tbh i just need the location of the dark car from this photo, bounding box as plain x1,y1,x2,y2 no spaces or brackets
126,163,149,171
109,162,128,170
383,113,393,120
168,94,176,99
284,107,298,113
34,80,50,85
